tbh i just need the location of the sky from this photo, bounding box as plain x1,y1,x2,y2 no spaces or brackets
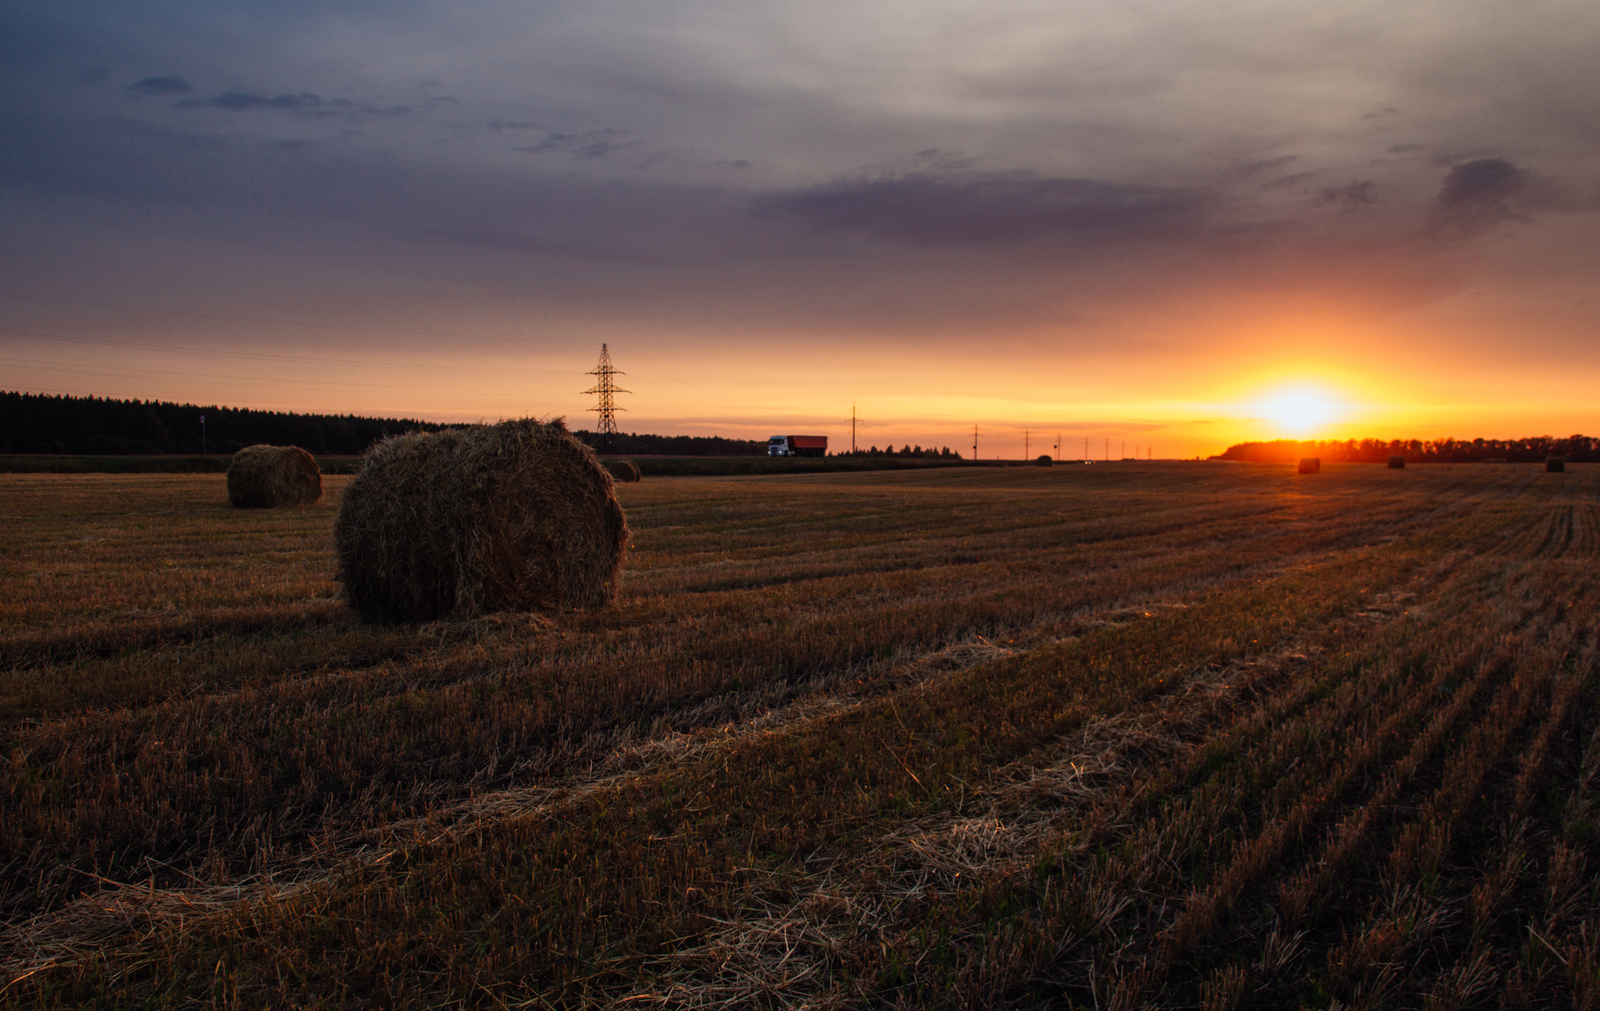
3,0,1597,458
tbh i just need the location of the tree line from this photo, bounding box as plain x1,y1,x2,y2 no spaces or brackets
566,429,767,456
1214,436,1599,464
0,392,775,458
0,392,447,456
842,445,962,458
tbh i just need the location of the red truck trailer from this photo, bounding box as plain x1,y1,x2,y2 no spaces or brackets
767,435,828,457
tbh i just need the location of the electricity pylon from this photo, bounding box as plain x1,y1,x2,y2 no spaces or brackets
584,343,629,453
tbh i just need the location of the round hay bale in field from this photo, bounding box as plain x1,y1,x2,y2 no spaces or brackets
1035,454,1053,467
227,445,322,508
334,418,628,622
609,458,642,482
1297,457,1321,474
1388,455,1406,469
1547,455,1566,473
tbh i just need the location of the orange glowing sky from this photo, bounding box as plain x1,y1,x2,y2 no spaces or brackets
4,0,1598,458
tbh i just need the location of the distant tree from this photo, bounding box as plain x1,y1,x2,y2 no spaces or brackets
569,428,765,456
1212,435,1596,465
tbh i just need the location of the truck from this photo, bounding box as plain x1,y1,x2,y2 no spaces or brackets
768,435,828,457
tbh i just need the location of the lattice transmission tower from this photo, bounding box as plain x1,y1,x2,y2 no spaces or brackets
583,343,629,452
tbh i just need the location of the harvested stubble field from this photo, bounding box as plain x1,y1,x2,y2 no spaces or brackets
1,462,1597,1009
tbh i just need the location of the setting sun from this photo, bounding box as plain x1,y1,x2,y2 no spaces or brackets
1258,386,1342,436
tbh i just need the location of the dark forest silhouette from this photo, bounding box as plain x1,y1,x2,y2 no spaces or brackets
843,445,961,458
9,392,1590,463
0,392,767,457
0,392,445,456
1215,436,1598,464
566,429,765,456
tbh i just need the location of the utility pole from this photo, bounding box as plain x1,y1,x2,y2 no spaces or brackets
200,414,206,455
1083,436,1088,462
1105,438,1109,462
973,424,978,460
1024,430,1029,461
583,343,629,454
1122,439,1126,461
851,403,857,455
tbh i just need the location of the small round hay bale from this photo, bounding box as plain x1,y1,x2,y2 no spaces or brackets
1297,457,1321,474
1387,455,1406,469
227,445,322,508
609,458,642,482
334,418,628,623
1547,455,1566,473
1034,454,1053,467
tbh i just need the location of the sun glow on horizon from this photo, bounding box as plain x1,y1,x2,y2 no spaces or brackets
1256,384,1345,437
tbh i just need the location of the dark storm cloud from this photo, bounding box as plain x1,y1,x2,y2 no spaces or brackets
0,109,765,265
355,105,411,118
1261,171,1316,190
169,89,410,119
755,171,1212,247
127,76,193,96
1229,155,1298,178
1439,158,1524,205
517,128,629,159
1318,180,1377,208
176,90,331,111
1431,158,1526,236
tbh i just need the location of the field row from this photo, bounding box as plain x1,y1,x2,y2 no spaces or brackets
1,462,1596,1006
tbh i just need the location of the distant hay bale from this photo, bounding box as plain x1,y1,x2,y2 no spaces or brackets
609,459,642,483
1035,454,1053,467
1388,455,1406,469
1547,455,1566,473
1297,457,1321,474
227,445,322,508
334,419,629,623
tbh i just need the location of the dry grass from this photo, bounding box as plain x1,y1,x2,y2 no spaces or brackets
0,461,1596,1007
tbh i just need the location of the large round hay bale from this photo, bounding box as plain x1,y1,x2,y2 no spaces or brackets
1035,454,1053,467
1547,455,1566,473
227,445,322,508
1387,455,1406,469
334,418,628,622
1297,457,1321,474
609,458,642,483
